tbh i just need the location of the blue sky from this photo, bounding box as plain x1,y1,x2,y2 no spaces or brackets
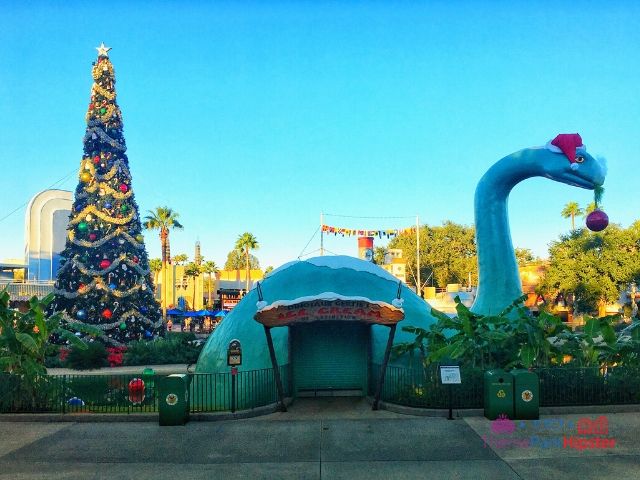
1,1,639,270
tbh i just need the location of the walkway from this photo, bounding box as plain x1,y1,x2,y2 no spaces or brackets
1,398,638,479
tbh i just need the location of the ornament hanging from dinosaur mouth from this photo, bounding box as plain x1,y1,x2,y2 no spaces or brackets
545,133,585,170
586,185,609,232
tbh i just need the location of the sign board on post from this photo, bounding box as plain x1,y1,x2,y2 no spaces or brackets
440,366,461,384
227,339,242,366
440,365,461,421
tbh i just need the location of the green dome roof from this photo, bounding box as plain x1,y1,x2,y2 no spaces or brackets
196,256,437,373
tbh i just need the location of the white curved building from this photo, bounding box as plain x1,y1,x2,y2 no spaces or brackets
24,189,72,281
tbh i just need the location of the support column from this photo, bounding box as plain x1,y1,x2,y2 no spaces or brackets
372,323,397,410
264,325,287,412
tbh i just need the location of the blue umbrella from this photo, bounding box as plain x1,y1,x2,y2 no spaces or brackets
166,309,184,316
214,310,227,318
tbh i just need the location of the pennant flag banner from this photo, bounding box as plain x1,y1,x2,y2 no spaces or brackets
321,224,416,238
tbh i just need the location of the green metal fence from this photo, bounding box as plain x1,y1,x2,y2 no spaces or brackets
1,365,290,414
371,364,640,409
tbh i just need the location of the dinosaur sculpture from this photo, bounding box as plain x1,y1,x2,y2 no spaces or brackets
195,134,608,398
471,134,606,315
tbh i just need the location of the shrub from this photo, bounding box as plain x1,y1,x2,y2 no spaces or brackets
123,333,203,366
65,342,108,370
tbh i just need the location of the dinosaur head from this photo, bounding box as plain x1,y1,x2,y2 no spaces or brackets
537,134,606,190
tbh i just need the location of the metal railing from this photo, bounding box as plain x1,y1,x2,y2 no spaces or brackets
371,364,640,409
1,365,290,414
0,282,54,300
537,367,640,406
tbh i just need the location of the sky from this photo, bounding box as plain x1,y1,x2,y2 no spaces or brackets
1,1,639,271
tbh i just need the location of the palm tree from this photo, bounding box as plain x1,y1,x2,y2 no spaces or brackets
201,260,219,308
143,207,184,319
235,232,259,291
184,262,202,311
561,202,583,230
148,258,162,291
172,253,188,265
583,202,597,217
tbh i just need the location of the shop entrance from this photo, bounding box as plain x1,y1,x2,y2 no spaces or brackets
291,321,369,396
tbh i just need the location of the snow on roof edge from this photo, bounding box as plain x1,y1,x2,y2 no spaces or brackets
257,292,403,312
266,255,400,283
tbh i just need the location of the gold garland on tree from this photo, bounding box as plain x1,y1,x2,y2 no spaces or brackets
68,205,135,226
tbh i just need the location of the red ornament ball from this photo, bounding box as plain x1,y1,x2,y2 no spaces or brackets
93,155,100,164
119,184,129,193
128,378,145,394
99,259,111,269
89,233,97,241
102,308,113,319
586,209,609,232
128,378,145,404
133,256,139,264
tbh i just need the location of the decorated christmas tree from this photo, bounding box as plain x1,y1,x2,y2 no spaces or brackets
51,44,162,345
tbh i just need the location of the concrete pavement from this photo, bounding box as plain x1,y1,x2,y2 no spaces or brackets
1,397,638,479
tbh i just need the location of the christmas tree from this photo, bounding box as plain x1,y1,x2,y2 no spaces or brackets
51,43,162,346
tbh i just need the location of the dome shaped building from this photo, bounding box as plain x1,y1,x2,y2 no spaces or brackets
195,256,436,409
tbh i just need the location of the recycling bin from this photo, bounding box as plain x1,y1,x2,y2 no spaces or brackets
512,369,539,420
484,369,514,420
158,374,191,426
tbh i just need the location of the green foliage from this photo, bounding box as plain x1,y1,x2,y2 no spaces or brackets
64,342,108,370
539,222,640,314
123,332,203,365
0,291,99,410
388,221,477,289
393,295,640,371
514,247,535,265
172,253,189,265
0,291,96,377
373,246,388,265
561,201,583,230
224,249,259,271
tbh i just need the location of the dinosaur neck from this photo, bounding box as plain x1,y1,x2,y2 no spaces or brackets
471,149,542,315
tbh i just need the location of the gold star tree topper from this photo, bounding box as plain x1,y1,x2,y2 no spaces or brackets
96,42,112,57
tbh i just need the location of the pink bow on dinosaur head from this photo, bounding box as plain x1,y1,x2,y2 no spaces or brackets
546,133,585,170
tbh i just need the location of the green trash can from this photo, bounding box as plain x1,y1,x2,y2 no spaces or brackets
512,369,539,420
158,374,191,426
484,369,514,420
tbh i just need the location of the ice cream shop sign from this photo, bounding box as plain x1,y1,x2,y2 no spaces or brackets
255,295,404,327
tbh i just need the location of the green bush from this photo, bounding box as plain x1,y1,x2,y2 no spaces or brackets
65,342,108,370
123,333,203,366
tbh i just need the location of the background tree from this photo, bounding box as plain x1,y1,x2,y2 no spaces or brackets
264,266,274,276
50,45,161,345
148,258,162,288
201,260,219,307
539,222,640,315
172,253,188,265
143,206,183,319
561,201,583,230
224,249,259,275
583,201,597,217
235,233,260,291
373,246,389,265
184,262,202,310
514,247,535,266
389,221,477,289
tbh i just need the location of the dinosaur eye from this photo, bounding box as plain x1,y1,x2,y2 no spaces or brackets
575,155,585,163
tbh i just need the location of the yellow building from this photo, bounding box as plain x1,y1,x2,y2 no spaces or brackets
154,264,205,311
380,249,407,283
153,267,264,311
